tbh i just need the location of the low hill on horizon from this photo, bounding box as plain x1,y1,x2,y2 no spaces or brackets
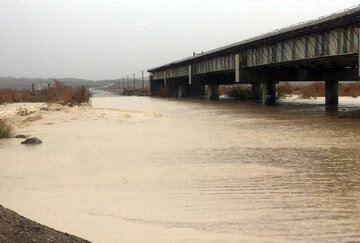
0,76,115,89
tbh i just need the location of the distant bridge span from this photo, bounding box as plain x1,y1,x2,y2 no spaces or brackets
148,5,360,106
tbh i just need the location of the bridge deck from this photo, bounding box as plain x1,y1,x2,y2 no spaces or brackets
148,5,360,82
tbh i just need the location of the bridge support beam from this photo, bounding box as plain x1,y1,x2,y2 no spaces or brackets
251,83,261,99
325,80,339,106
178,85,188,98
262,81,276,106
207,84,219,100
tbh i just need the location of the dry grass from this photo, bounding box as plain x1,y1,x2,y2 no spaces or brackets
339,83,360,98
0,89,34,103
277,82,295,97
45,80,89,105
121,88,149,96
277,82,360,99
22,114,42,123
223,83,294,100
0,80,89,105
222,85,252,99
0,120,14,138
300,82,325,99
218,86,228,96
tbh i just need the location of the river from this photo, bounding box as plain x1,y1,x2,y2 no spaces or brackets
0,90,359,242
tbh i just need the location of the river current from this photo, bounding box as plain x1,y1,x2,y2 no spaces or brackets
0,90,359,242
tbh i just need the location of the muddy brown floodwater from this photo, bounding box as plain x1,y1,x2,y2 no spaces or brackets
1,90,360,242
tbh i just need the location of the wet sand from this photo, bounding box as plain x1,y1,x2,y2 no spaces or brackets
0,91,360,242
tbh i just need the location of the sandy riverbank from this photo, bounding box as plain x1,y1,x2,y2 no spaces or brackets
0,101,161,130
0,103,91,242
0,100,162,242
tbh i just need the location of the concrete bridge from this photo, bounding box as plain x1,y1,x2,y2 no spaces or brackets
148,5,360,106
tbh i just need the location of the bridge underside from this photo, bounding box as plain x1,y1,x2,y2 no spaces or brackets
150,61,359,107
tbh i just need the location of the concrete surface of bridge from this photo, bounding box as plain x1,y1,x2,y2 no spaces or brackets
148,5,360,106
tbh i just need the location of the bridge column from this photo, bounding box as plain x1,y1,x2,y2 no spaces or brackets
325,80,339,106
251,83,261,99
149,75,155,96
178,85,188,98
207,84,219,100
262,81,276,105
150,78,164,96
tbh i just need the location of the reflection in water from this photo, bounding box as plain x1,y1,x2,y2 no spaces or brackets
0,90,360,242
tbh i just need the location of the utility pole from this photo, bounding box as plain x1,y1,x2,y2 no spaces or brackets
142,70,144,89
127,75,129,89
133,73,136,89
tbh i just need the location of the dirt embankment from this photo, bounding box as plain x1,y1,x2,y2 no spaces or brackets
0,205,90,243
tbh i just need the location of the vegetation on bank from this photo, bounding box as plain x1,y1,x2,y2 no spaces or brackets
292,82,360,99
221,84,288,100
122,88,149,96
100,87,149,97
299,82,325,98
338,83,360,98
223,82,360,100
0,120,14,138
0,80,90,105
276,82,295,99
220,85,252,99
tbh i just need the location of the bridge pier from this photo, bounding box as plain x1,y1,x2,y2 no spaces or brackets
150,79,164,96
178,85,188,98
207,84,219,100
251,83,261,99
262,81,276,106
168,85,180,97
325,80,339,106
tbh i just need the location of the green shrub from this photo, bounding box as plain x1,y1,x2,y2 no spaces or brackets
0,120,14,138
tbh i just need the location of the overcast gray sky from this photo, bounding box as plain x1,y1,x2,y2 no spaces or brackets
0,0,359,80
